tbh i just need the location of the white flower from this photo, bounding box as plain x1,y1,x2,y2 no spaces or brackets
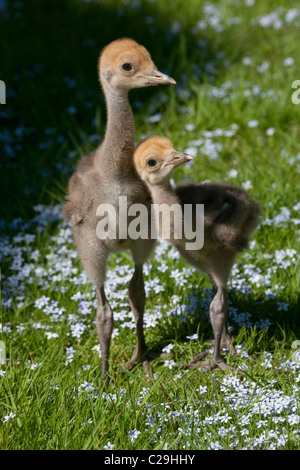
198,385,208,395
45,331,59,339
162,343,175,354
248,119,259,128
28,361,42,370
129,429,141,444
259,12,282,29
34,295,51,309
242,57,253,66
288,415,300,425
219,413,231,423
283,57,294,67
257,62,270,73
209,440,223,450
92,344,102,357
227,169,238,178
285,9,299,23
185,123,195,131
266,127,275,136
3,412,16,423
235,344,249,358
145,113,162,123
241,180,253,190
163,359,176,369
104,441,115,450
70,321,86,338
186,333,198,341
173,373,182,381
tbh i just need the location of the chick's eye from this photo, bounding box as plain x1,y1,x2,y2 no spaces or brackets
122,63,133,71
147,159,157,167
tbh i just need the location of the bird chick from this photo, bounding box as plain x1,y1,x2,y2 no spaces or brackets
99,38,176,92
134,136,260,372
63,40,176,381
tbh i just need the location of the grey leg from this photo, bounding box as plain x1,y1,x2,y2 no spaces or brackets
209,286,228,364
96,286,114,378
182,248,238,371
73,227,114,380
210,282,236,355
128,264,147,364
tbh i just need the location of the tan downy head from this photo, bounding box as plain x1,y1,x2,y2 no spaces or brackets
99,38,176,91
134,136,193,185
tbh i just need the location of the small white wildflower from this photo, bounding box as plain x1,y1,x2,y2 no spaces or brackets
185,123,195,131
3,412,16,423
241,180,253,190
92,344,102,357
104,441,115,450
248,119,259,128
45,331,59,339
163,359,176,369
219,413,231,424
34,295,51,309
293,202,300,211
242,56,253,66
256,62,270,73
285,8,299,22
235,344,249,358
173,373,182,381
162,343,175,354
186,333,198,341
128,429,141,444
16,324,26,333
283,57,294,67
288,415,300,425
146,113,162,123
32,322,45,330
28,362,42,370
227,169,238,178
209,440,223,450
266,127,275,136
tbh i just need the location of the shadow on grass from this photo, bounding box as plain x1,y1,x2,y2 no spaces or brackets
144,284,300,359
0,0,253,223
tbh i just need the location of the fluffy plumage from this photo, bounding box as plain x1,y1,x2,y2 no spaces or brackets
134,136,260,371
63,40,175,380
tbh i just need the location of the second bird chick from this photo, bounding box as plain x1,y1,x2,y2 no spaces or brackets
134,136,260,371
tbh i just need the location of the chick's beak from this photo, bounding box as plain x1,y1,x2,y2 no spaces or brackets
165,151,194,168
140,69,176,85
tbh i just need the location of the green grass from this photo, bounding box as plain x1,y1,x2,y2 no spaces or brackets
1,0,300,450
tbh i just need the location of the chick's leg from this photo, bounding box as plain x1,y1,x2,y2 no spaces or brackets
128,264,148,364
73,226,113,380
96,285,114,378
183,285,238,372
182,248,237,371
